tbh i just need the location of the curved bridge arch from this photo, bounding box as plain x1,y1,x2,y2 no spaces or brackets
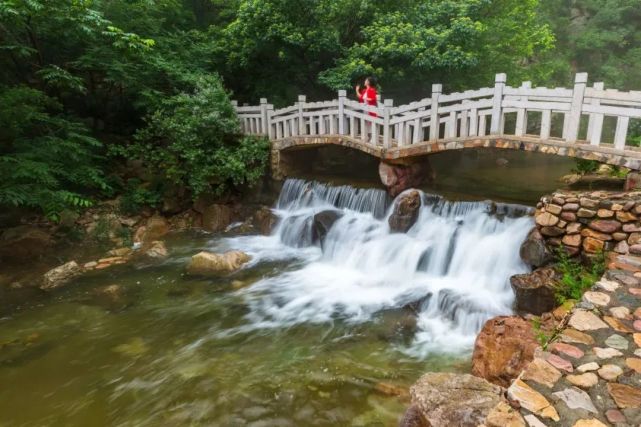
273,135,641,170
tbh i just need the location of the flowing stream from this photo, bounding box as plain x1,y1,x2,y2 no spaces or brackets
0,178,534,426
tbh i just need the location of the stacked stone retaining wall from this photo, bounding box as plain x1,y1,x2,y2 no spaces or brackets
535,191,641,258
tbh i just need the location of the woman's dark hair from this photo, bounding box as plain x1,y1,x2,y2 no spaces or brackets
365,76,377,87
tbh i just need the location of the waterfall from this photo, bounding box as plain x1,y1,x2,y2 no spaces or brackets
223,179,533,356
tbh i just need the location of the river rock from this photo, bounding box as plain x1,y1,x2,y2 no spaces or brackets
536,212,559,227
186,251,250,275
399,404,429,427
510,266,559,315
607,383,641,409
388,190,421,233
0,225,53,262
41,261,82,290
253,206,277,235
201,204,233,233
520,228,553,268
144,241,168,258
507,379,559,421
589,219,621,233
484,401,525,427
409,372,502,427
471,316,539,387
312,210,343,246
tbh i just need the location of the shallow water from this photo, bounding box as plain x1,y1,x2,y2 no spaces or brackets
0,176,539,426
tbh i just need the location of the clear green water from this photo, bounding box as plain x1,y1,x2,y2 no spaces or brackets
0,149,576,426
0,231,467,427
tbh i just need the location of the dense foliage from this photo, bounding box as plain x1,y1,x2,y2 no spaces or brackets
0,0,639,218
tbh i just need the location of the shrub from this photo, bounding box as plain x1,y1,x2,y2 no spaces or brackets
117,75,270,199
554,248,605,304
0,87,110,221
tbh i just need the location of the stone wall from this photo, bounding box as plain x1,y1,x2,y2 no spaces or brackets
534,190,641,257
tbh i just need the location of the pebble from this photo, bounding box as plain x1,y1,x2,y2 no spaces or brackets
550,342,584,359
597,364,623,380
625,357,641,373
603,316,635,333
605,409,626,423
604,334,629,350
635,349,641,358
507,379,559,421
568,310,609,331
610,306,631,319
546,354,574,372
572,420,608,427
576,362,599,372
607,383,641,408
522,358,562,388
595,279,620,292
629,288,641,296
593,347,624,359
566,372,599,388
635,307,641,318
559,329,594,345
583,291,610,306
634,333,641,347
552,387,597,413
634,320,641,331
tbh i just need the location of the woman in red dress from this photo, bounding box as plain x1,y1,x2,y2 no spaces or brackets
355,76,378,117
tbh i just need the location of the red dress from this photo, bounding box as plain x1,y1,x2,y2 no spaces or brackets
359,87,378,117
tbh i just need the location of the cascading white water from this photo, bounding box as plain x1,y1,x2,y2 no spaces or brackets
222,178,533,356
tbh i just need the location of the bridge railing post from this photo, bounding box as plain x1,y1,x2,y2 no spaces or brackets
297,95,306,136
383,99,393,148
490,73,506,135
429,84,442,141
338,90,346,135
266,104,274,139
587,82,604,146
565,72,588,143
260,98,268,135
515,81,531,136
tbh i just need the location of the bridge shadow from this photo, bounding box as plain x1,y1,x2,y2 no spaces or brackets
276,144,612,206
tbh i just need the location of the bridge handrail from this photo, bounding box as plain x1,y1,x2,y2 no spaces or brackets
235,72,641,151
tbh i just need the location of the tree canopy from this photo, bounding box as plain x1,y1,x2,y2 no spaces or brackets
0,0,638,217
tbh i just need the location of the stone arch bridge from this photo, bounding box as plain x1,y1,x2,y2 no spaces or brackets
235,73,641,188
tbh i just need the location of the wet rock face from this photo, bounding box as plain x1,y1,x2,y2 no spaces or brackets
519,228,553,268
388,190,421,233
379,161,432,197
311,210,343,247
409,372,503,427
472,315,540,387
0,226,52,262
186,251,250,275
253,206,277,235
510,266,560,315
201,204,233,233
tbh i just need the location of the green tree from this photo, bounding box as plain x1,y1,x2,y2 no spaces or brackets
124,75,269,197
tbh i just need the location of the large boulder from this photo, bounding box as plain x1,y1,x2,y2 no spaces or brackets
0,226,52,262
186,251,250,275
41,261,82,290
471,316,540,387
201,204,233,233
510,266,559,315
388,190,421,233
408,372,503,427
519,228,553,268
253,206,277,235
312,210,343,246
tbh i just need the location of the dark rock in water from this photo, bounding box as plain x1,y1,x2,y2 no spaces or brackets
510,266,559,315
408,372,502,427
379,160,433,197
201,204,233,233
253,206,277,235
519,227,553,268
311,210,343,247
388,190,421,233
399,404,430,427
472,315,539,387
496,158,509,166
